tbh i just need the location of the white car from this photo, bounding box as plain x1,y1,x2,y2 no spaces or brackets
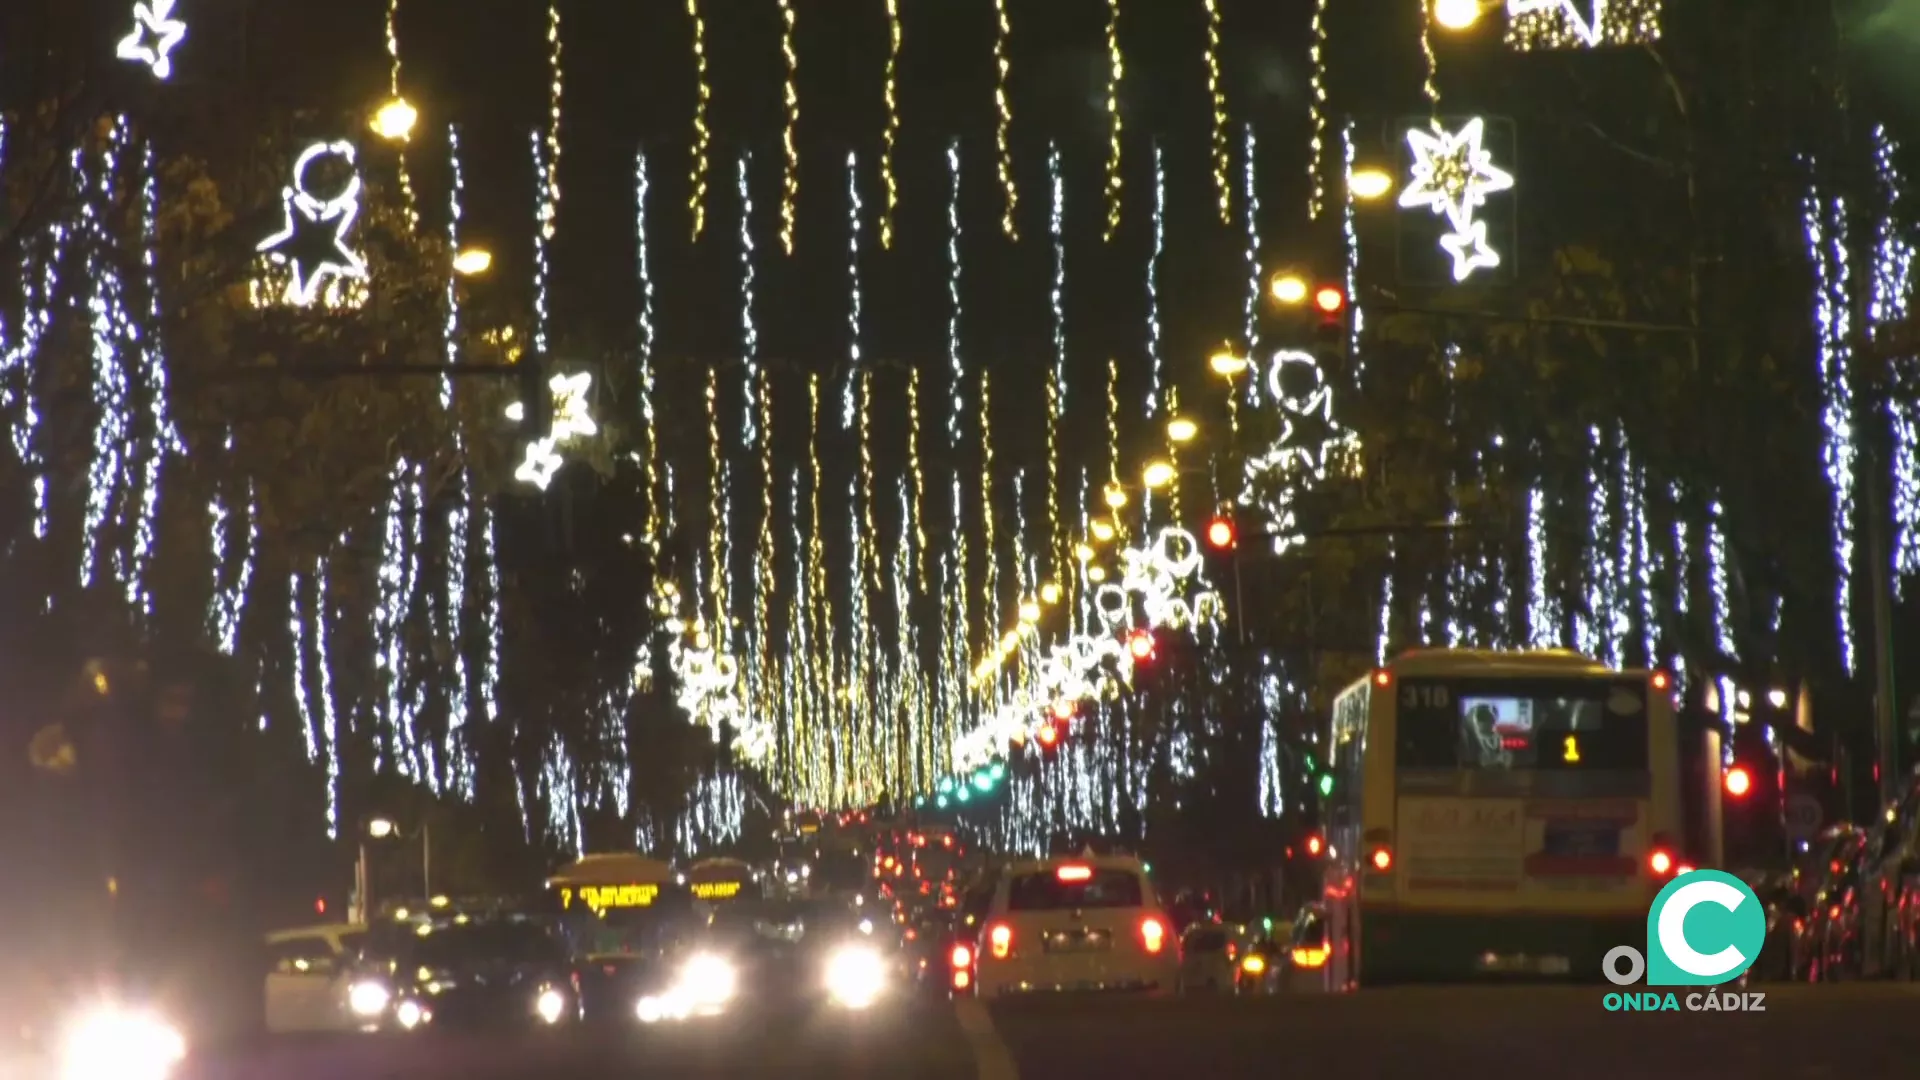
968,855,1177,996
264,923,366,1033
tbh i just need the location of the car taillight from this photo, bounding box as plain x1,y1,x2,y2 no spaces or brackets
1649,834,1678,877
989,923,1012,959
952,969,971,991
1140,917,1166,955
950,943,973,969
1291,945,1330,969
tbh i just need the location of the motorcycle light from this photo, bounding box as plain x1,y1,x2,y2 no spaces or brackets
825,945,885,1010
58,1005,186,1080
347,980,391,1018
535,987,568,1025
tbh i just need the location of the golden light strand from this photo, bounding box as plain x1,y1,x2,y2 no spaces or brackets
979,370,998,630
1307,0,1328,218
881,0,902,249
858,372,881,599
1419,0,1440,108
908,368,928,594
706,369,727,632
806,377,834,800
1106,357,1120,488
545,3,563,204
384,0,418,228
688,0,711,240
778,0,799,254
991,0,1017,240
755,375,776,701
1204,0,1228,224
1166,384,1181,511
1103,0,1123,242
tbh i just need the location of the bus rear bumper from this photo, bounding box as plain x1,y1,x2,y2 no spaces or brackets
1359,908,1641,983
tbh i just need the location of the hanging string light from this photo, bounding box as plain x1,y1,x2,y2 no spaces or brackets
1103,0,1123,241
317,559,342,839
687,0,711,239
1418,0,1440,108
706,368,729,636
754,381,777,723
1872,129,1920,587
80,124,132,592
881,0,902,248
441,126,474,797
289,573,318,765
778,0,799,254
844,151,863,430
1242,125,1261,405
946,141,964,447
991,0,1017,239
1306,0,1329,217
909,367,928,594
133,138,180,617
1048,144,1065,575
1527,486,1554,647
1804,188,1856,671
1146,140,1164,414
482,508,503,727
739,152,760,445
7,152,72,542
980,369,999,634
859,372,881,599
637,150,661,544
1203,0,1228,223
383,0,418,227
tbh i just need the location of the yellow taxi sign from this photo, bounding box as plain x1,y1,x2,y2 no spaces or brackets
691,880,743,901
559,883,660,912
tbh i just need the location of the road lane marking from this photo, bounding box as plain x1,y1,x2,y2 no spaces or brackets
954,997,1019,1080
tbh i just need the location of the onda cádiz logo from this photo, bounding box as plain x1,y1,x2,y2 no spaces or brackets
1601,869,1769,1013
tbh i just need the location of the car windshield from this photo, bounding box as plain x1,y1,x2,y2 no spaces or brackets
1006,869,1143,911
409,923,562,968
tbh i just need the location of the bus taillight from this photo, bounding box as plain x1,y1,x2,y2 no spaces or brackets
1648,834,1679,877
1651,670,1671,692
1368,846,1393,872
1372,669,1391,688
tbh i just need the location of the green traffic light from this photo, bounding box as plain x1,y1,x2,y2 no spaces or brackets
956,786,971,803
972,772,994,793
1318,774,1333,796
936,794,950,809
989,762,1006,781
937,777,955,795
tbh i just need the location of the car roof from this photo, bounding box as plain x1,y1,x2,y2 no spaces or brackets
1001,853,1148,876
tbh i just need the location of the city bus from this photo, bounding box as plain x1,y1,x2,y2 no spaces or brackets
1317,648,1689,987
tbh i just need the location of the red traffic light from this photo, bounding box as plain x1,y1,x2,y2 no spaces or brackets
1313,285,1345,315
1305,834,1324,857
1050,698,1075,722
1036,723,1060,748
1126,630,1154,660
1724,766,1752,797
1206,517,1236,550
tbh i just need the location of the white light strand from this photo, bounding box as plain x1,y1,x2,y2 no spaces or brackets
1146,140,1164,414
947,141,964,449
1708,501,1736,661
81,126,132,592
844,150,862,430
482,508,503,725
1341,122,1365,374
531,130,554,354
1306,0,1329,218
5,153,70,541
134,139,181,615
316,562,342,839
1804,186,1856,671
740,152,760,444
1242,126,1261,405
1871,128,1919,590
289,573,319,766
1049,144,1065,418
442,128,473,797
377,460,417,774
1528,486,1554,646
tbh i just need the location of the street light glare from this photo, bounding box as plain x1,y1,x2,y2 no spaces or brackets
1209,350,1249,378
453,248,493,276
1103,486,1129,510
1142,461,1176,489
1269,274,1308,305
371,98,418,142
1348,168,1393,200
367,818,396,839
1433,0,1482,30
1166,417,1198,444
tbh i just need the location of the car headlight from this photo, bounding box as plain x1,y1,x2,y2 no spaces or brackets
535,987,568,1025
825,945,886,1009
676,954,736,1008
347,980,392,1018
58,1005,186,1080
393,999,429,1030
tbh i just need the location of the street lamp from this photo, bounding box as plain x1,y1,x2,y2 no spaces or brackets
1142,461,1177,489
1269,273,1309,306
1348,168,1393,200
1039,582,1062,604
452,247,493,276
1103,486,1129,510
1166,417,1198,444
370,97,418,142
1432,0,1482,30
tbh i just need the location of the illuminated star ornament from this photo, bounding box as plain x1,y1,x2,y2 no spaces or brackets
116,0,187,79
1398,117,1513,283
256,142,368,306
1505,0,1659,49
507,371,599,490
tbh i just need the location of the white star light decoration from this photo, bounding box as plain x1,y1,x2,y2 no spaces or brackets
1239,349,1357,554
255,141,369,306
1505,0,1660,50
116,0,187,80
641,582,776,765
1398,117,1514,283
507,371,599,489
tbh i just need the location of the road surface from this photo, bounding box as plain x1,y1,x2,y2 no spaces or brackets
181,984,1920,1079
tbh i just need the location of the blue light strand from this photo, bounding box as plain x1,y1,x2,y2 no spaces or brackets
1145,140,1164,414
1241,126,1261,406
740,151,760,444
843,150,862,430
1804,186,1857,671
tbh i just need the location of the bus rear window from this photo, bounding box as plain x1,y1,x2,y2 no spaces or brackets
1006,870,1143,911
1396,679,1648,771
